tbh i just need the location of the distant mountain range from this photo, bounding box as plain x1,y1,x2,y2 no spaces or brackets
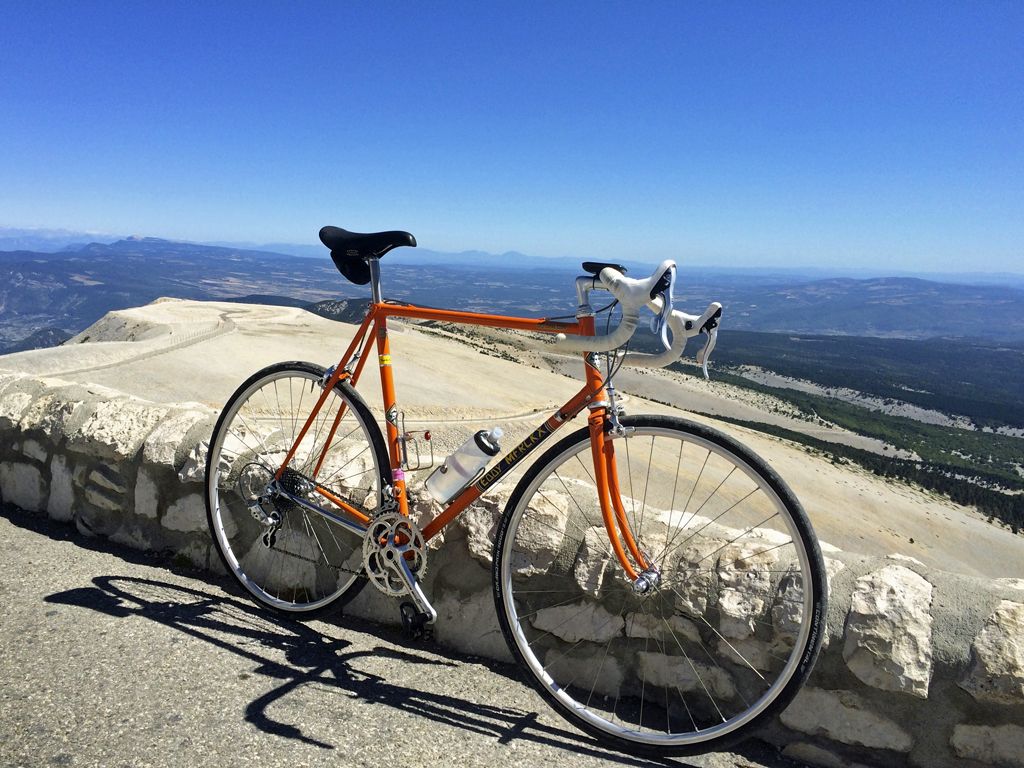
4,226,1022,286
1,235,1023,353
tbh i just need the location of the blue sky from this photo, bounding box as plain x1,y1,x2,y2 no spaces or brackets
1,1,1021,272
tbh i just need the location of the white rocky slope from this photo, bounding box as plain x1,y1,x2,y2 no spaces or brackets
1,298,1023,768
5,297,1019,578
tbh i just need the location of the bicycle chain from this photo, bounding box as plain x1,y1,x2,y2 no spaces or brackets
262,542,364,577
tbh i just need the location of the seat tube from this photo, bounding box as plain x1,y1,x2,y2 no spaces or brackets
372,280,409,516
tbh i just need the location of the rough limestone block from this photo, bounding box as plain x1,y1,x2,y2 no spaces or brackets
780,687,914,753
17,393,82,442
47,454,75,522
79,466,130,532
0,461,46,511
772,557,845,650
842,564,934,698
636,651,736,700
951,724,1024,767
135,467,160,520
75,503,121,537
66,398,169,462
457,497,502,566
959,600,1024,706
431,589,512,662
543,643,624,699
574,525,614,598
142,408,215,470
717,637,774,671
717,543,778,639
0,390,33,431
177,440,207,484
88,467,127,495
506,491,570,577
625,611,700,643
773,566,808,646
671,541,720,618
163,493,206,533
532,601,624,644
21,438,48,464
76,464,131,536
887,552,926,568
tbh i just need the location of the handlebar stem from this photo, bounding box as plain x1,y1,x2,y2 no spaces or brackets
574,275,601,318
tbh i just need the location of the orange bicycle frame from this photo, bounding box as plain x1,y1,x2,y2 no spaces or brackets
275,299,648,580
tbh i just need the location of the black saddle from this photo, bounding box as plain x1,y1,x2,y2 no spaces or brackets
319,226,416,285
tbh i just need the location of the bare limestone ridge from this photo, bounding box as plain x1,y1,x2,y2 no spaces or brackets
2,297,1024,768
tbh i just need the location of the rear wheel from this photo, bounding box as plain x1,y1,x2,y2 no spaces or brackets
492,415,826,756
205,361,388,618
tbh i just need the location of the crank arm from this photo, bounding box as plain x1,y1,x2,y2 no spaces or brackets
394,553,437,625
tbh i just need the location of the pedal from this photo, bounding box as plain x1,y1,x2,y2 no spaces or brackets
400,601,434,641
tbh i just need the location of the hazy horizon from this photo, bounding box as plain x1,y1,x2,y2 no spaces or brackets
2,225,1022,285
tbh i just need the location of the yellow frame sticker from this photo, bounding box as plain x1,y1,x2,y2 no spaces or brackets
378,354,391,366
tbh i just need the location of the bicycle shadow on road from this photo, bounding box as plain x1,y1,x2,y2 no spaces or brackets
45,575,701,767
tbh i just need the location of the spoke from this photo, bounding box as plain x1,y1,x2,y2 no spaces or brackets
678,510,781,571
571,452,598,486
659,449,710,559
657,487,762,567
525,487,592,542
551,468,595,527
636,434,655,541
659,615,727,725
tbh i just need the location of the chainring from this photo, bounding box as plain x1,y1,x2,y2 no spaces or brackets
361,513,428,596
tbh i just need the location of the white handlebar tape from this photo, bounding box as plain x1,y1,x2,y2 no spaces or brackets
552,260,676,353
598,259,676,310
553,307,639,353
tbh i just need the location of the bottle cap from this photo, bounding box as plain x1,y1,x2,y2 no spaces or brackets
474,427,503,456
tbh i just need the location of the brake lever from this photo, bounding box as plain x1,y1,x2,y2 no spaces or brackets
649,265,676,353
698,328,718,379
696,305,722,380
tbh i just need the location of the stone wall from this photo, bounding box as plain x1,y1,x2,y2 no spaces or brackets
2,371,1023,768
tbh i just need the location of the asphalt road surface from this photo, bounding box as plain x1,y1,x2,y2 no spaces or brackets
0,504,804,768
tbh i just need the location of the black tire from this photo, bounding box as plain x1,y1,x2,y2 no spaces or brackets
205,361,389,619
492,415,826,756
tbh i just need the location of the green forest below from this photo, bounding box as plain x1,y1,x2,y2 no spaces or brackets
710,330,1024,428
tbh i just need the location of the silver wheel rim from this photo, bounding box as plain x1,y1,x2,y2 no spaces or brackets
208,368,379,612
499,424,817,746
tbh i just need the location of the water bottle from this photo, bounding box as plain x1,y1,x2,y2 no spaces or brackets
425,427,504,503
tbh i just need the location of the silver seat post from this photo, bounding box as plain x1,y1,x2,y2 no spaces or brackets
369,258,383,304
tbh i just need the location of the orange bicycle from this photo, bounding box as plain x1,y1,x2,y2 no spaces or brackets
205,226,827,756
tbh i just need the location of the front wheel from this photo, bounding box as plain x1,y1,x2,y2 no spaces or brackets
492,415,826,756
205,361,389,618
